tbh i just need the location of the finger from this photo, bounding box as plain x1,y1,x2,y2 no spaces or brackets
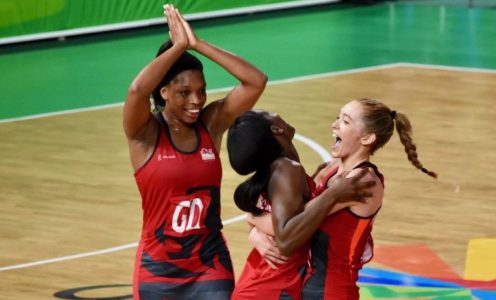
176,8,189,26
163,5,170,23
264,251,289,263
168,5,177,24
265,258,278,270
267,256,289,265
267,235,276,244
176,9,185,21
265,250,290,261
262,246,284,258
358,180,376,189
265,246,282,256
351,168,369,182
176,9,188,26
355,191,373,201
165,6,175,28
362,191,373,198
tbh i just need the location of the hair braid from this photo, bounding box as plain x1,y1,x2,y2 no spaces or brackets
395,112,437,178
358,98,437,178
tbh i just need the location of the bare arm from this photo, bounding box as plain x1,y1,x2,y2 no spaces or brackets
268,166,374,256
122,5,191,171
247,226,289,269
175,9,267,148
123,6,188,141
306,167,383,217
247,212,274,235
346,168,384,216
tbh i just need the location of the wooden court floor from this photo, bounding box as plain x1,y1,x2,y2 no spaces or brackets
1,65,495,299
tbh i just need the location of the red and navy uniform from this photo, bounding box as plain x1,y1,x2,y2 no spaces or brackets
232,176,318,300
133,114,234,300
302,162,384,300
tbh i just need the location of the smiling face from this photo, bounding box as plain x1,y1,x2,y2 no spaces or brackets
161,70,206,124
331,100,376,159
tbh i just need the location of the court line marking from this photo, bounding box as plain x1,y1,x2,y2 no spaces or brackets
2,62,492,271
0,63,401,123
5,62,495,124
0,133,330,272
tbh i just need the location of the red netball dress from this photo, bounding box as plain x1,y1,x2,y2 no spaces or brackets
302,161,384,300
133,114,234,300
232,175,317,300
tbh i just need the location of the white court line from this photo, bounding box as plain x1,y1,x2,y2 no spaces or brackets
401,62,496,74
0,132,331,272
0,243,138,272
0,214,246,272
4,62,492,271
3,62,495,124
295,133,332,162
0,63,401,124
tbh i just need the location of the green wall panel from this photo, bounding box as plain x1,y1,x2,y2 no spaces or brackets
0,3,495,120
0,0,301,39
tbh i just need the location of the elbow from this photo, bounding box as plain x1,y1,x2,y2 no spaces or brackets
248,72,268,92
127,81,142,96
128,77,152,98
256,73,268,90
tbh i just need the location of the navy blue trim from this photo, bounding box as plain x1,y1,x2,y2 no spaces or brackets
346,161,383,218
156,112,201,154
139,279,233,300
346,206,381,219
353,161,384,184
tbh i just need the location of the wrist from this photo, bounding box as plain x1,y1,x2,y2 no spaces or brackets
170,41,188,54
324,187,340,206
191,39,207,52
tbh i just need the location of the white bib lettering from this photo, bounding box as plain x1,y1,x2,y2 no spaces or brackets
172,198,204,233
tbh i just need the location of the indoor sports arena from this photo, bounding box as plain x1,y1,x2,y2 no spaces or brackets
1,1,495,299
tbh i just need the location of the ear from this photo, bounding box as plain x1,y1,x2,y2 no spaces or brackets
361,132,376,146
270,125,284,135
160,86,169,102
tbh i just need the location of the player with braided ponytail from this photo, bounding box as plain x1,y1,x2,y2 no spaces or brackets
358,98,437,178
227,110,376,299
244,98,436,300
299,98,436,299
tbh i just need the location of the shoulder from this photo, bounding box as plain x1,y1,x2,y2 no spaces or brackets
267,158,307,208
269,158,306,188
271,157,304,176
348,166,384,215
200,98,228,128
129,115,160,145
315,159,339,177
348,164,380,181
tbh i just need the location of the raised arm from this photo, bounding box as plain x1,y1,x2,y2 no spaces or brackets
123,6,188,141
175,8,267,146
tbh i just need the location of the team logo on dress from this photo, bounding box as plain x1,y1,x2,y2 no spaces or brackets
158,154,176,160
200,148,215,161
